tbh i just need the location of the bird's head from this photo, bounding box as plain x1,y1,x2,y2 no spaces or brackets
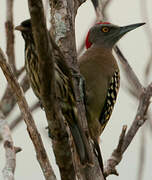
86,22,145,49
15,19,33,43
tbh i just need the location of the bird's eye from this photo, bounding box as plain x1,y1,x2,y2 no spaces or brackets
101,27,110,33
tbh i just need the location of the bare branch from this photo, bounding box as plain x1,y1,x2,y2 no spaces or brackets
114,46,143,98
0,74,30,117
104,125,127,177
0,47,56,180
0,112,17,180
5,0,16,74
101,0,112,21
10,101,40,130
122,85,151,153
104,83,152,177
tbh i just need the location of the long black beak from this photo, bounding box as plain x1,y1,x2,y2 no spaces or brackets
120,22,145,35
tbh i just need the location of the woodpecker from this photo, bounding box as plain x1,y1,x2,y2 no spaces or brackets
78,22,145,166
15,20,145,168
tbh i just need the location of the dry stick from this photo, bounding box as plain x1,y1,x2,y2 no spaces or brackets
1,74,30,117
0,102,40,142
0,66,25,117
122,85,151,153
114,46,144,97
104,83,152,177
104,125,127,176
0,48,56,180
101,0,112,21
5,0,16,74
10,101,40,130
0,112,17,180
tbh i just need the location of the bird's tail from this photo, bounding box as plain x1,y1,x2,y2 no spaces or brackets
68,121,90,165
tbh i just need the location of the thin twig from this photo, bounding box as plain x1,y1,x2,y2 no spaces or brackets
0,47,56,180
101,0,112,21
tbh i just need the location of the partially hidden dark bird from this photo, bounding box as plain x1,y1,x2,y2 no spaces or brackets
15,20,145,169
15,19,90,165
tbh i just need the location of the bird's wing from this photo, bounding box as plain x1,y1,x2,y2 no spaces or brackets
99,70,120,131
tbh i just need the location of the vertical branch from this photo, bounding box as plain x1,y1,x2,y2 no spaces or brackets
50,0,92,157
27,1,80,180
50,1,82,178
27,0,55,125
50,1,105,180
5,0,16,74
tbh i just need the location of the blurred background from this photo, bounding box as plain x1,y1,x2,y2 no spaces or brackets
0,0,152,179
